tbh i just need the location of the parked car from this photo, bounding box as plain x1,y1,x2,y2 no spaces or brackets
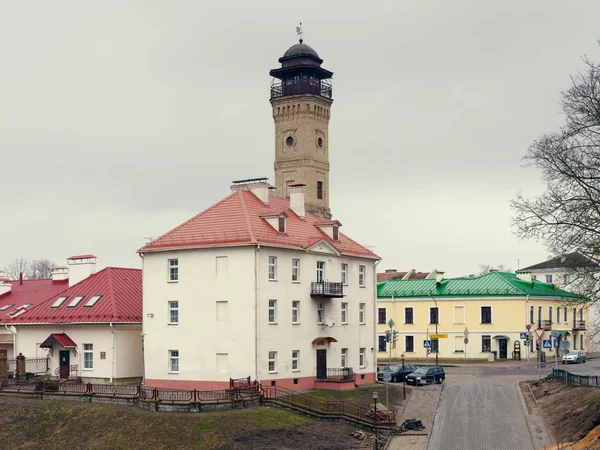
562,350,586,364
377,364,417,382
405,366,445,386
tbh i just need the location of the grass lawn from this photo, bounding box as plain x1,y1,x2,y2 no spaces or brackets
305,384,403,408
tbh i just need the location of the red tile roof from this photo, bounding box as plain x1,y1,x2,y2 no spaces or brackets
0,279,69,323
138,190,379,259
7,267,142,324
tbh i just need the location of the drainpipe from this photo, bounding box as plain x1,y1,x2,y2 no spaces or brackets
5,325,16,359
254,245,260,383
110,322,115,384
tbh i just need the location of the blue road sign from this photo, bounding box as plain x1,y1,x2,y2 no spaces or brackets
526,324,531,331
423,340,431,348
520,332,527,339
542,339,552,349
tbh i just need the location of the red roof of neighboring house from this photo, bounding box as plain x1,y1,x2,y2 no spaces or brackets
138,190,378,259
0,279,69,323
7,267,142,324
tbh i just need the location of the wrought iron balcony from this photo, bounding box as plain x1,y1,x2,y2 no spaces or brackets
311,281,343,298
316,367,355,382
542,320,552,331
270,79,333,100
573,320,586,330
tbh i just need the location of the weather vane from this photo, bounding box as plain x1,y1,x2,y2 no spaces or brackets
296,22,303,43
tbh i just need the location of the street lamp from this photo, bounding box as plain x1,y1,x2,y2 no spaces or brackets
429,295,439,365
372,391,378,450
401,353,406,400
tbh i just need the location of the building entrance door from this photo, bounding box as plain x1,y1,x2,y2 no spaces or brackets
59,350,70,379
316,349,327,380
499,339,508,359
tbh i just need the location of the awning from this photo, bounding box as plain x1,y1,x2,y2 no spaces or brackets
39,333,77,349
559,330,571,336
312,337,338,345
492,335,510,340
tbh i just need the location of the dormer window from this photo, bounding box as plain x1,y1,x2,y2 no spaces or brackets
0,304,14,311
278,215,286,233
333,225,339,241
51,296,68,308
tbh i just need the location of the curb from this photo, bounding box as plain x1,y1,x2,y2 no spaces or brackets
425,383,443,450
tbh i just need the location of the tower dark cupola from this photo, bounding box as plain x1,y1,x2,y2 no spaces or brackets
270,38,334,220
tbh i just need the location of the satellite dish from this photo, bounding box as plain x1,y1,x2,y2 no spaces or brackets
326,316,335,327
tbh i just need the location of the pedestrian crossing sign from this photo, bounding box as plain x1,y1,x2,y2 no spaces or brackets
423,340,431,348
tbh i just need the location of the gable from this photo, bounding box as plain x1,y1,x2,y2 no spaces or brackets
306,239,340,256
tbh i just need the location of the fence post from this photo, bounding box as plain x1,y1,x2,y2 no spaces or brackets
193,389,197,402
16,353,26,383
153,388,159,400
0,354,7,385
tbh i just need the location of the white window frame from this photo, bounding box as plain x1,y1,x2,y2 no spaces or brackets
67,296,84,308
51,296,68,308
404,306,415,324
168,258,179,282
557,306,561,324
530,305,535,324
341,348,348,368
549,306,553,324
480,305,492,324
268,300,277,324
169,350,179,373
546,274,553,283
292,350,299,371
317,302,324,324
169,301,179,324
292,259,300,282
268,351,277,373
268,256,277,280
359,348,366,368
358,265,366,287
84,295,102,307
292,300,300,324
429,306,439,325
378,307,387,324
341,263,348,285
83,343,93,370
453,305,465,324
359,303,366,324
564,306,569,323
405,335,415,353
341,302,348,324
278,215,286,233
316,261,325,282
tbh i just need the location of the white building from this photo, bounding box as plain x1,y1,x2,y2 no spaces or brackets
139,181,379,391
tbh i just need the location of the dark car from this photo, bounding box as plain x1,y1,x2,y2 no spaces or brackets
377,364,417,382
405,366,445,386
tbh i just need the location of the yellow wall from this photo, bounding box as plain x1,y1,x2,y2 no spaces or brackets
376,297,588,362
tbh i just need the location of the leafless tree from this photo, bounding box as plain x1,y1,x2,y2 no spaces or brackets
3,257,30,280
512,43,600,304
27,259,55,279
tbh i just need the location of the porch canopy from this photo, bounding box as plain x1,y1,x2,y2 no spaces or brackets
492,335,510,340
39,333,77,349
312,337,338,345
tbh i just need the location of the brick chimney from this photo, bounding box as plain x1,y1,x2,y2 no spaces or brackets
67,255,97,287
289,183,306,218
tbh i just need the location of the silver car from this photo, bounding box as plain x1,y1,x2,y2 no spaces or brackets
562,350,586,364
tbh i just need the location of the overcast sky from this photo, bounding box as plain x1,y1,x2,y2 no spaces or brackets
1,1,599,278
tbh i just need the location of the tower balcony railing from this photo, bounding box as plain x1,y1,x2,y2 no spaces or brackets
270,79,332,100
311,281,344,298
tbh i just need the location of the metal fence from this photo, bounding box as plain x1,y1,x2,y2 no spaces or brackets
7,357,49,376
552,368,600,387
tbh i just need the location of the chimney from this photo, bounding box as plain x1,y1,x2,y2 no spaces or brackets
67,255,97,287
230,177,270,204
516,271,532,282
51,266,69,283
435,272,445,283
289,183,306,218
19,272,23,286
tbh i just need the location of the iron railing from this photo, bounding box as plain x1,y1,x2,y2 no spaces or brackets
317,367,355,382
542,320,553,331
270,79,333,100
311,281,343,298
7,357,49,376
552,368,600,387
573,320,586,330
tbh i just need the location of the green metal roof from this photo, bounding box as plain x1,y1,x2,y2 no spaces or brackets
377,271,581,299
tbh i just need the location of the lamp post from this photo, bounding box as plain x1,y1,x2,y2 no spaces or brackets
429,295,439,365
372,391,378,450
401,353,406,400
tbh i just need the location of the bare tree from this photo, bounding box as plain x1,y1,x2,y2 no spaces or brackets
477,264,512,276
512,43,600,303
3,257,30,280
27,259,55,279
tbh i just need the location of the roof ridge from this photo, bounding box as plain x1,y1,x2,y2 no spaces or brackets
105,268,118,321
239,190,257,243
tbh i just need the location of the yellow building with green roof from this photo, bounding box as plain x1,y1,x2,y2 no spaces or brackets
376,271,587,362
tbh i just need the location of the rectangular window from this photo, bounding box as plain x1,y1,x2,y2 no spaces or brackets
268,300,277,323
405,336,414,352
333,226,339,241
378,335,387,352
169,350,179,373
454,305,464,324
557,306,561,323
378,308,387,324
532,274,537,280
268,351,277,373
292,350,299,371
405,307,414,324
169,301,179,324
292,301,300,323
564,306,568,323
51,296,68,308
530,305,534,324
341,348,348,368
430,338,439,353
482,335,491,352
168,259,179,282
217,353,228,372
538,306,542,323
84,295,102,307
278,216,286,233
268,256,277,280
83,343,93,369
216,256,228,278
317,302,324,324
481,306,492,324
546,274,553,283
341,302,348,324
316,261,325,282
359,348,366,368
317,181,323,200
67,296,84,308
549,306,553,324
574,336,577,350
580,334,584,350
580,308,584,321
341,263,348,285
359,303,366,324
430,307,439,325
573,307,577,324
216,301,228,321
292,259,300,281
358,265,366,287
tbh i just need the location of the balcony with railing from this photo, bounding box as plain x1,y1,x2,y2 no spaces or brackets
270,79,333,100
316,368,355,383
573,320,586,330
542,320,552,331
311,281,343,298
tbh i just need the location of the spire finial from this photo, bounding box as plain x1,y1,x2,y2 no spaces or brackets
296,22,303,44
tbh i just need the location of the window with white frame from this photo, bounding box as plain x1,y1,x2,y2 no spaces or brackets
316,261,325,282
530,305,534,324
168,259,179,282
278,216,286,233
405,336,414,352
292,259,300,281
378,335,387,352
292,350,299,371
358,265,366,287
268,300,277,323
546,274,553,283
580,334,584,350
378,308,387,324
67,296,84,308
482,336,491,352
405,307,414,324
359,348,366,368
341,263,348,285
549,306,553,323
332,225,339,241
359,303,366,324
453,306,464,324
580,308,584,321
564,306,568,322
481,306,492,324
169,350,179,373
169,301,179,324
430,307,439,324
268,351,277,373
51,297,68,308
341,348,348,368
557,306,561,323
341,302,348,324
292,301,300,323
83,344,93,369
268,256,277,280
317,302,324,323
